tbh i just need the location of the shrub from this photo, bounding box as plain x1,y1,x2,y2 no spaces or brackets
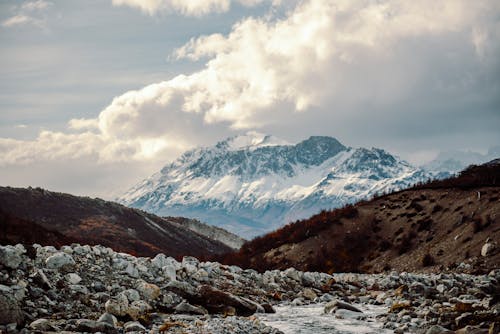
431,204,443,214
421,253,435,267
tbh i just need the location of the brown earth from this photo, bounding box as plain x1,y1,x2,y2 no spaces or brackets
0,186,232,259
217,160,500,274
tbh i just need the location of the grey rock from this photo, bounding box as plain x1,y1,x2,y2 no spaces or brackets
334,309,367,320
136,280,160,300
28,319,54,331
31,269,52,290
75,319,117,333
97,312,118,326
105,294,129,317
0,289,24,325
324,300,363,314
0,246,23,269
45,252,75,270
425,325,453,333
174,302,208,315
122,289,140,302
124,321,146,332
66,273,82,284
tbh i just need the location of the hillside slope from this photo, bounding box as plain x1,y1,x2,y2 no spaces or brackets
120,133,435,238
0,186,233,258
219,160,500,274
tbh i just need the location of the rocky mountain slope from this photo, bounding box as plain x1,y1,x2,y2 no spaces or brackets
1,243,499,333
219,159,500,274
120,133,435,238
0,186,235,258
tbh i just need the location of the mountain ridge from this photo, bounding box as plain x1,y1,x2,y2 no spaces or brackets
120,133,437,238
0,186,240,258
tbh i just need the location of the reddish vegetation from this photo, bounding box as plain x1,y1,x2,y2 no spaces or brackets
217,160,500,274
0,187,232,258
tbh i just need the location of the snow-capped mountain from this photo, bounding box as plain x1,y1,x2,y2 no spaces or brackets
119,133,434,238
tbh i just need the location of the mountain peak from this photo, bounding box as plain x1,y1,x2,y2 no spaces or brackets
216,132,289,151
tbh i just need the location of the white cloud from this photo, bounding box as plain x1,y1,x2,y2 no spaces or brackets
2,15,41,28
1,0,499,171
21,0,53,11
2,0,53,28
111,0,275,16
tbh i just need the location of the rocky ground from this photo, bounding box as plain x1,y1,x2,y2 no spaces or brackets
0,243,499,333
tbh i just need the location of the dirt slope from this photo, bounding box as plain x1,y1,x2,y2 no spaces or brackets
218,160,500,274
0,186,232,258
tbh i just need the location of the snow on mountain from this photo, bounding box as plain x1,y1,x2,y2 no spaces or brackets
119,133,435,238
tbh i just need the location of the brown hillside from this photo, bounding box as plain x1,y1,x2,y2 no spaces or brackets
0,186,232,258
218,160,500,274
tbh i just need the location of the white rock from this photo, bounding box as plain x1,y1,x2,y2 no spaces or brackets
45,252,75,270
66,273,82,284
481,242,495,257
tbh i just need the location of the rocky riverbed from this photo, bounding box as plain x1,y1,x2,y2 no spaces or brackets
0,243,499,333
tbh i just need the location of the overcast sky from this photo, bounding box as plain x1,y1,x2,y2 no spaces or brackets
1,0,499,198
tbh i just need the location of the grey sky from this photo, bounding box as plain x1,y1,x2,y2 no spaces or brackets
0,0,499,198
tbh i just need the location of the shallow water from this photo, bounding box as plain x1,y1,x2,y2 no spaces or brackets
258,303,391,334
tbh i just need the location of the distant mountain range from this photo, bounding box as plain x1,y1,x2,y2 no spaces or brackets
119,133,440,238
0,186,242,258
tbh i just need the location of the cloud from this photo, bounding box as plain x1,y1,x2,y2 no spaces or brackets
1,0,499,171
2,15,41,28
2,0,53,28
21,0,53,11
111,0,277,16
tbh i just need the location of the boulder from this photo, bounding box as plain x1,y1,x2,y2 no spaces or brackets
481,243,495,257
324,300,362,314
122,289,140,302
45,252,75,270
0,289,24,325
127,300,152,320
174,302,208,315
75,319,117,334
136,281,160,300
0,245,23,269
195,285,259,316
105,294,129,317
28,318,54,331
124,321,146,332
97,312,118,327
334,309,367,320
302,288,317,300
31,269,52,290
66,273,82,285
